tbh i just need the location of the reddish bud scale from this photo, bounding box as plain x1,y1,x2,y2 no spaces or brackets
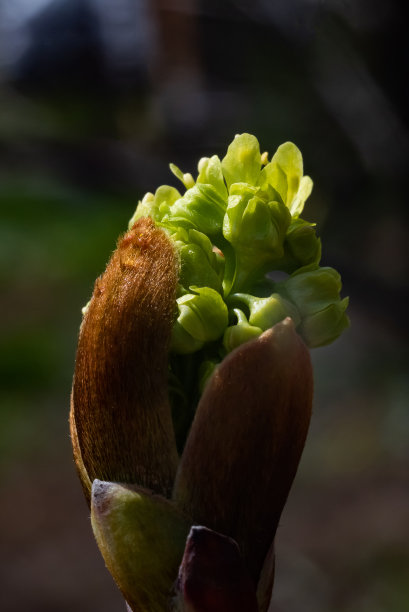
173,319,313,588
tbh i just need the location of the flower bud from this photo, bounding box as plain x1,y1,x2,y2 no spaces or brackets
229,292,301,330
279,218,322,272
172,228,224,294
196,154,228,199
71,133,349,612
277,266,350,347
223,309,263,352
171,286,228,354
164,184,226,236
222,184,291,292
129,185,181,227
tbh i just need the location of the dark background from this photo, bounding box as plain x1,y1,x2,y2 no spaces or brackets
1,1,408,610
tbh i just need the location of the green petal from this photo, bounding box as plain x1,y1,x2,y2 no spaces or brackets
290,175,313,217
221,133,262,189
197,155,228,199
258,159,287,204
271,142,303,208
166,184,226,236
171,286,228,353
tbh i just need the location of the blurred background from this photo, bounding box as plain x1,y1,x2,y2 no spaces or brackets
0,0,408,610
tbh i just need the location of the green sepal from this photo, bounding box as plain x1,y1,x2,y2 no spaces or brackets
221,133,262,189
90,480,190,612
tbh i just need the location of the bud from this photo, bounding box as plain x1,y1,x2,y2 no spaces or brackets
229,292,301,330
223,309,263,352
129,185,181,227
278,218,322,273
277,266,350,347
163,183,226,236
71,134,349,612
70,217,179,502
222,183,291,292
173,319,313,589
171,228,224,294
196,154,228,199
171,286,229,354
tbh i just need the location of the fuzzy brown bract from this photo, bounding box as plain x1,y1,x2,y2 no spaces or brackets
70,218,179,504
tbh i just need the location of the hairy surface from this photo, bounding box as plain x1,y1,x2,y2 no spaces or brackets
70,218,179,503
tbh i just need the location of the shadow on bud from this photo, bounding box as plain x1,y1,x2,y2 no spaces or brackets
173,318,313,606
174,526,258,611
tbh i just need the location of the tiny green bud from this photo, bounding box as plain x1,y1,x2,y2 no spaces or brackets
129,185,181,227
277,267,350,347
164,184,226,236
174,228,223,294
196,154,228,199
299,298,350,348
170,162,195,189
171,286,228,354
279,218,322,272
223,308,263,352
230,292,301,330
222,186,291,292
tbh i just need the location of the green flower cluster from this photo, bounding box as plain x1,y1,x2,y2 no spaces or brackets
129,133,349,359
